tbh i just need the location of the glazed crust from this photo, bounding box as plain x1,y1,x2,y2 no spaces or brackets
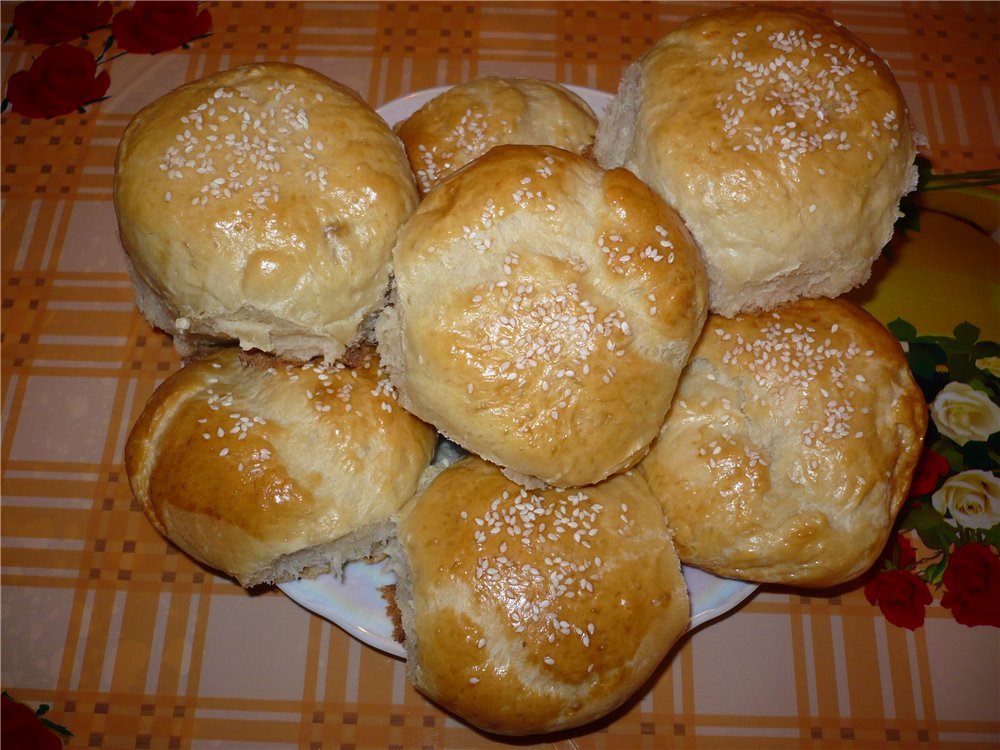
638,298,927,587
125,348,436,587
378,144,708,488
395,456,689,736
395,76,597,195
115,62,418,363
595,5,917,316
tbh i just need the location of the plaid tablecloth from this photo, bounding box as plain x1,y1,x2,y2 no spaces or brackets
2,2,998,749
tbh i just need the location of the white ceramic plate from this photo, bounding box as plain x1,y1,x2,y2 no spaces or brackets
279,85,758,659
280,555,757,659
374,83,614,129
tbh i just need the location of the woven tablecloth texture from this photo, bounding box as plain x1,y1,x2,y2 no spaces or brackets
2,3,998,749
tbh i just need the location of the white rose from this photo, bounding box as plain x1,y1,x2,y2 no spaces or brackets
976,356,1000,378
931,470,1000,529
930,382,1000,445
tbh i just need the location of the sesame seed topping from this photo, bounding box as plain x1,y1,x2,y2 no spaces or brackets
159,79,328,206
708,23,896,165
469,486,618,650
718,312,872,445
463,279,633,415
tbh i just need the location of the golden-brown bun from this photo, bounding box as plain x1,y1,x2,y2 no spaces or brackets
377,144,708,488
637,298,927,587
392,456,689,736
115,63,418,364
395,77,597,195
595,6,918,316
125,347,436,588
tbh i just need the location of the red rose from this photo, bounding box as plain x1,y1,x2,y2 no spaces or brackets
5,44,111,119
12,1,112,45
112,1,212,55
864,568,933,630
896,532,918,568
941,543,1000,627
1,694,64,750
910,448,951,497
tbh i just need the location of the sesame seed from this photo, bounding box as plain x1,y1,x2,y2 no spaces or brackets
711,25,890,164
159,80,330,209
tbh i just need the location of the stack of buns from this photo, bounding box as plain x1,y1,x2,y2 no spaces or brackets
119,4,927,739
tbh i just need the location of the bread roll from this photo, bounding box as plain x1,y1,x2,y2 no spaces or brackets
377,144,708,488
395,76,597,195
115,62,418,364
125,347,437,588
391,456,689,736
594,5,918,316
637,298,927,587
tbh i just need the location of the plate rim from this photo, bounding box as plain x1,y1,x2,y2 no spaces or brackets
280,555,759,660
376,82,614,128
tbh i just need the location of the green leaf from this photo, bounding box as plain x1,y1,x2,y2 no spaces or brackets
983,523,1000,549
907,340,947,384
960,440,997,471
905,505,959,551
953,321,981,348
922,167,1000,191
94,33,116,64
895,161,1000,231
947,351,981,385
936,441,965,472
40,716,74,737
985,434,1000,467
941,441,968,472
900,502,943,531
922,556,949,586
972,340,1000,360
888,318,917,342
